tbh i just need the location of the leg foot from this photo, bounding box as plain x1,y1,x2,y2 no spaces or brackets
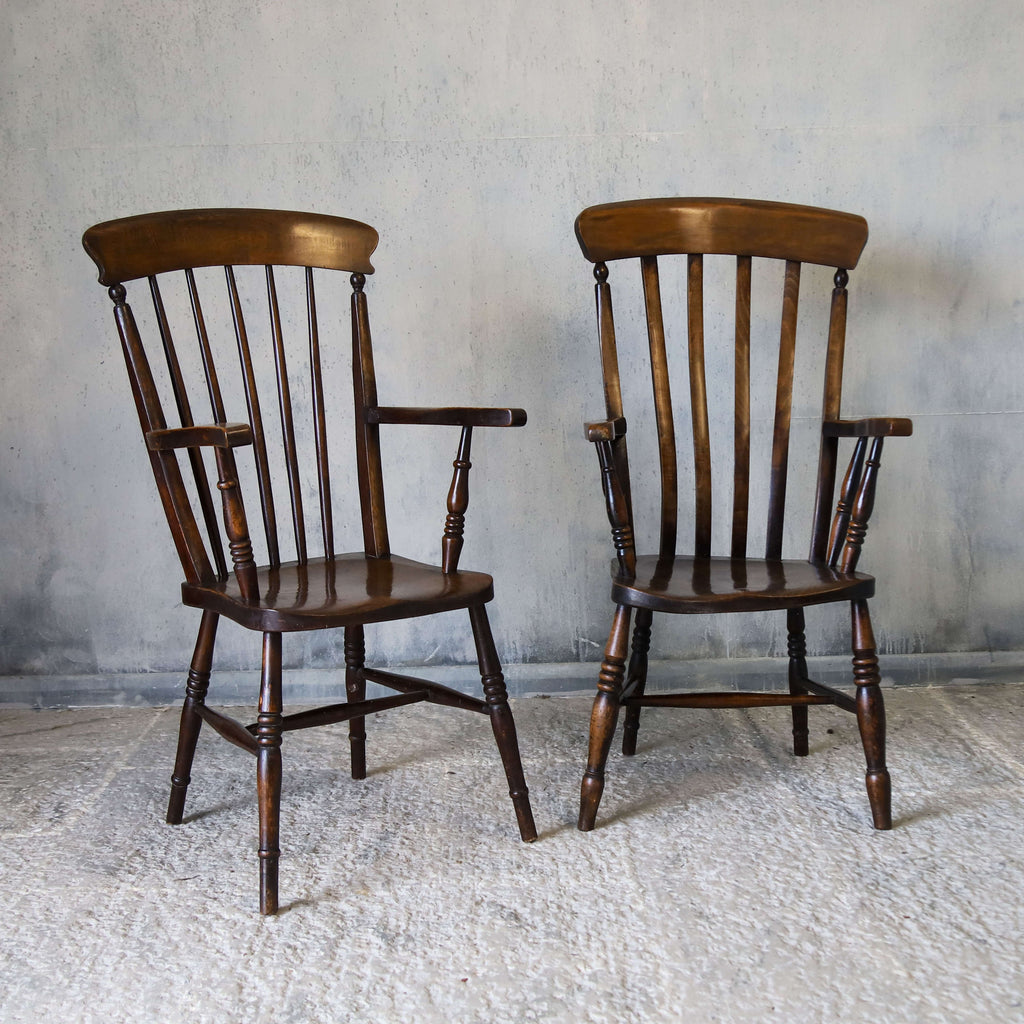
167,611,218,824
469,605,537,842
578,605,631,831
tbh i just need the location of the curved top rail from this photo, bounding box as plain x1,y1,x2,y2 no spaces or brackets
575,197,868,269
83,208,378,285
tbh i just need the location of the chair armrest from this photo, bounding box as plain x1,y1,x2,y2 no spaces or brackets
823,417,912,438
585,416,627,442
366,406,527,428
146,422,254,451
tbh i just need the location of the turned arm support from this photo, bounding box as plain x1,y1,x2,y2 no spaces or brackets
585,418,635,577
369,407,526,573
825,416,913,572
145,422,258,601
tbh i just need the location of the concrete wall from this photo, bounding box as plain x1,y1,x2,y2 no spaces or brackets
2,0,1022,698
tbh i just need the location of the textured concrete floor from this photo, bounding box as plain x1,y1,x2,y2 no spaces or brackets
1,685,1022,1023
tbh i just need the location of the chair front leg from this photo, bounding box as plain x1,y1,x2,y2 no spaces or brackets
468,604,537,842
621,608,653,756
167,610,219,824
579,603,632,831
257,632,284,915
851,599,892,829
345,625,367,780
787,607,810,757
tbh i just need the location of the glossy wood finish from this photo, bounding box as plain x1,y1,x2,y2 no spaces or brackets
575,197,911,832
83,208,536,915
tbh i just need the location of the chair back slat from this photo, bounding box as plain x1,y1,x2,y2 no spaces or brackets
686,254,712,558
765,260,801,559
150,276,228,578
186,268,227,422
640,256,678,557
307,268,335,557
575,198,869,564
810,272,851,560
226,264,280,566
266,266,308,565
732,255,752,558
83,208,380,589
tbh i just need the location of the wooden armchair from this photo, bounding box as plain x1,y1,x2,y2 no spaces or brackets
82,209,536,914
573,198,912,832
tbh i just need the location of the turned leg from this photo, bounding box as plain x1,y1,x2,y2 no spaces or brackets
257,632,284,915
621,609,653,756
468,604,537,842
787,607,810,757
851,600,891,829
167,611,219,824
579,604,632,831
345,625,367,780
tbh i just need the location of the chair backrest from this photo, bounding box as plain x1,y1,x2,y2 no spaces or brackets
575,197,869,563
83,208,392,586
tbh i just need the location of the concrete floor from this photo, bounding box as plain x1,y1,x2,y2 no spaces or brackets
1,685,1022,1023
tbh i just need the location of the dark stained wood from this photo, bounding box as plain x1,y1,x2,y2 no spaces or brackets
82,208,378,284
611,555,874,614
82,208,536,915
196,702,260,754
579,603,632,831
442,426,473,573
363,667,488,713
575,197,869,268
787,606,810,756
627,692,834,708
574,196,910,833
166,610,219,824
368,406,527,427
765,260,801,559
266,266,307,565
146,422,253,451
641,256,678,558
307,268,335,557
731,256,752,558
686,254,712,557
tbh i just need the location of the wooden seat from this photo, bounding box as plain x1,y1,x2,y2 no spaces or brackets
574,197,912,832
82,208,536,915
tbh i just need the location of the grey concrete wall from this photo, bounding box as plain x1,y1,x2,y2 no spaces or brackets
2,0,1022,697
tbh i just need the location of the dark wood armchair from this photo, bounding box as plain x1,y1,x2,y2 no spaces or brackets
573,197,912,832
82,208,536,914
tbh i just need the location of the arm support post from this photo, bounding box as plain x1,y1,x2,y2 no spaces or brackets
838,436,884,574
442,426,473,573
593,435,635,578
213,445,259,602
